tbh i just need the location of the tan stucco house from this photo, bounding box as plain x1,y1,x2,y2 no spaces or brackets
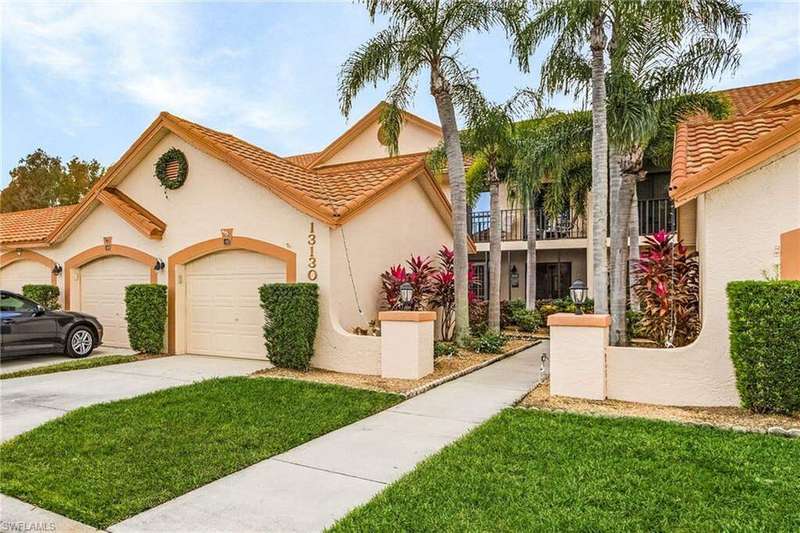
0,103,458,374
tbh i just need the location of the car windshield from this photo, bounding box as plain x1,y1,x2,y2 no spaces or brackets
0,293,38,313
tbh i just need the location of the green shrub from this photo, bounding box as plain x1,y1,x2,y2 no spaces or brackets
727,281,800,414
434,341,458,358
124,284,166,354
538,303,560,319
626,310,644,338
259,283,319,370
22,284,60,310
469,331,507,354
513,308,543,332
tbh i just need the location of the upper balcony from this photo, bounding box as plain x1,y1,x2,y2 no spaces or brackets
468,197,675,243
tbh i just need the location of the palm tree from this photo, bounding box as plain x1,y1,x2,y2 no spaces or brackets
512,0,627,315
511,111,591,311
511,0,747,322
339,0,521,345
606,15,744,344
460,102,516,331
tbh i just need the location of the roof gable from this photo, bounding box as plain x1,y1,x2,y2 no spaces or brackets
307,102,442,168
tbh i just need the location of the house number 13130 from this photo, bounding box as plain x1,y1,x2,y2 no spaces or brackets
307,222,318,281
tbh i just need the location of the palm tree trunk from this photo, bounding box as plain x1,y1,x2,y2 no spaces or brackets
628,186,640,312
431,73,470,345
487,169,501,331
590,18,609,315
526,194,537,310
609,144,626,345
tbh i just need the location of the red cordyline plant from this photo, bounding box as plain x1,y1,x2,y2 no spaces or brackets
380,255,436,311
632,230,700,347
430,246,455,340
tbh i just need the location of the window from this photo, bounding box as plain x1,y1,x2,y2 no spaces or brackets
0,293,37,313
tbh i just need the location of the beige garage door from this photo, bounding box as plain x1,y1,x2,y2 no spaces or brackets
186,249,285,359
80,256,150,348
0,261,52,295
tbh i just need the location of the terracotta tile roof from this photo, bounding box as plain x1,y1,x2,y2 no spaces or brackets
718,79,800,117
0,205,76,244
670,79,800,204
97,188,166,239
316,154,427,212
285,152,321,168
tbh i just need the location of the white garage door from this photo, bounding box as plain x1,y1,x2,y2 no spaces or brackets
186,249,286,359
80,256,150,348
0,261,51,295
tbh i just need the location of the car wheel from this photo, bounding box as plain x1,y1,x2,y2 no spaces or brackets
66,326,95,358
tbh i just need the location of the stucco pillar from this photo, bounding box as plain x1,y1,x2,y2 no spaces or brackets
547,313,611,400
378,311,435,379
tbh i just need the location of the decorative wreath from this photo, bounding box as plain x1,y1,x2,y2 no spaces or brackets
154,148,188,191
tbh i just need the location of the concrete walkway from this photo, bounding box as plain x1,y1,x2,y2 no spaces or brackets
1,355,270,441
111,343,546,533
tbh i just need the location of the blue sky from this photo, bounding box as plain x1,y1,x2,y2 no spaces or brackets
2,1,799,189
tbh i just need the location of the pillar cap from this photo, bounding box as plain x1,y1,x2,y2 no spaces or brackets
378,311,437,322
547,313,611,327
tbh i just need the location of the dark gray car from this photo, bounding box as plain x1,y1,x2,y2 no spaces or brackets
0,290,104,359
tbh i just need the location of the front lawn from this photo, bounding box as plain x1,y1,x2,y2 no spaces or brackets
0,377,400,528
333,409,800,532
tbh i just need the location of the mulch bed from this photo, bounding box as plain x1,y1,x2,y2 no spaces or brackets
254,339,538,397
519,380,800,434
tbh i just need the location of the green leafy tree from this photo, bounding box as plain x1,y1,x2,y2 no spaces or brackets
339,0,522,345
1,149,103,212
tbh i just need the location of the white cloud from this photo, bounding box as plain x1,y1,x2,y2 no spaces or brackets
2,1,307,134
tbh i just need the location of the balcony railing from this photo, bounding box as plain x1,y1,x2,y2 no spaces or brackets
469,208,586,243
469,198,675,243
638,198,677,236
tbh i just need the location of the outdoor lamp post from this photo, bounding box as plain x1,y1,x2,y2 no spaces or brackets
399,282,414,310
569,280,588,315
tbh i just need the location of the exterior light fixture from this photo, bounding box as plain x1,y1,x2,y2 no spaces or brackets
154,259,165,271
510,265,519,288
399,282,414,310
52,264,63,275
569,280,588,315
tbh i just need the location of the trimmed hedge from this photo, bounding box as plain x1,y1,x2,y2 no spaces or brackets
259,283,319,370
22,284,60,310
124,284,167,354
727,280,800,414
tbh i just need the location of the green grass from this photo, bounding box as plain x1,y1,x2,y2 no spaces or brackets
0,377,400,528
333,409,800,532
0,354,140,379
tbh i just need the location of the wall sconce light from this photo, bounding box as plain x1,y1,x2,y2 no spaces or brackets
52,263,63,275
154,259,165,271
510,265,519,288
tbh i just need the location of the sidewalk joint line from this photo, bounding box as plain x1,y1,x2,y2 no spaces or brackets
270,458,388,485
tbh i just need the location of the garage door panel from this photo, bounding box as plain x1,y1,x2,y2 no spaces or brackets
0,261,52,295
186,250,285,359
80,256,150,349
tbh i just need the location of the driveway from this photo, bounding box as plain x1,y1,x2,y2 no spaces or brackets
0,355,270,441
0,345,138,374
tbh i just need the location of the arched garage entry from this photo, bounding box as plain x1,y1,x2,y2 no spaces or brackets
0,250,57,294
168,236,297,358
65,245,158,348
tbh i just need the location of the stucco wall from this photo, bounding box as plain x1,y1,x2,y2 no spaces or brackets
606,148,800,406
325,120,441,165
330,179,453,333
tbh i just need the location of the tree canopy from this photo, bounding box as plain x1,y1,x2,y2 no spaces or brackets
0,149,103,213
